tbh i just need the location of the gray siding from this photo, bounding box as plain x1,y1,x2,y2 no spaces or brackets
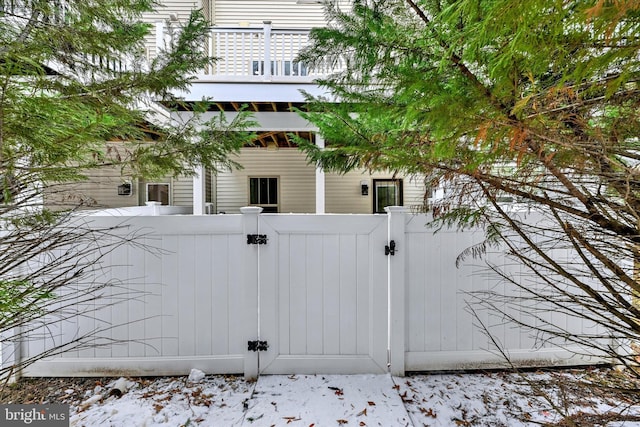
45,167,138,210
215,148,428,214
216,148,315,213
172,176,194,207
325,172,427,214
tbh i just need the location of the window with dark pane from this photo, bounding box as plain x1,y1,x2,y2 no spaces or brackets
249,177,279,212
373,179,403,213
147,183,170,205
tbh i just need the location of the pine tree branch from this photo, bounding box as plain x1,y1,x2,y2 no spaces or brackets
405,0,513,117
0,8,42,57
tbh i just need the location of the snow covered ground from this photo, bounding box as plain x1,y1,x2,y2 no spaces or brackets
68,368,640,426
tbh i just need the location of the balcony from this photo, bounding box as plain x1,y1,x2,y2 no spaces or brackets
155,21,340,84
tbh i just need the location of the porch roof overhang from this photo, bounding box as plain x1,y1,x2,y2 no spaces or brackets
171,81,334,104
172,110,316,148
168,82,335,148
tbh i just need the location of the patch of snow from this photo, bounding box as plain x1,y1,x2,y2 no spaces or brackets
65,369,640,426
244,374,411,426
188,368,206,383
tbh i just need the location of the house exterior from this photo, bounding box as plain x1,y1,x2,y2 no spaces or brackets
67,0,429,214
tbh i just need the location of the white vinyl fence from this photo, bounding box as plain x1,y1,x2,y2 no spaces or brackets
8,207,603,378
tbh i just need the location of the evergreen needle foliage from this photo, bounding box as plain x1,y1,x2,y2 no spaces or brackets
300,0,640,410
0,0,255,381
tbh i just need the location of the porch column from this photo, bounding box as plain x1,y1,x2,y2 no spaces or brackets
155,21,164,51
193,165,206,215
386,206,408,376
315,134,325,214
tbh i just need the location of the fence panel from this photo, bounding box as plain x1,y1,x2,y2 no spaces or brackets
22,215,248,377
404,213,604,371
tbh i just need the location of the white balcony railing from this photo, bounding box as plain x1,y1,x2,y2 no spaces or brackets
155,20,342,82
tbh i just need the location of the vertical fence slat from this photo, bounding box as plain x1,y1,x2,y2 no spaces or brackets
241,207,262,379
387,206,408,376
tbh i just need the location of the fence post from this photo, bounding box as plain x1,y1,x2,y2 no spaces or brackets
386,206,408,376
315,134,325,214
241,206,262,379
192,166,206,215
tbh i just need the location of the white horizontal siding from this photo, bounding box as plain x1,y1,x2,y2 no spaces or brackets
143,0,200,22
144,0,352,28
215,0,323,28
141,1,202,57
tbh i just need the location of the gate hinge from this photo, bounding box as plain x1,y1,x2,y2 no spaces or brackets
385,240,396,256
247,234,268,245
247,340,269,352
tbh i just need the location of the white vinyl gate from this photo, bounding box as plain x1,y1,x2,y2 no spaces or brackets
10,207,600,379
255,214,389,375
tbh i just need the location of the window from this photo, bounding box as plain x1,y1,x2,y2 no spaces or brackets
249,177,279,213
252,60,276,76
283,60,308,76
252,60,308,76
146,183,170,205
373,179,403,213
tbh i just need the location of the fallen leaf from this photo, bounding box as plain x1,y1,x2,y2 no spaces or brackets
337,420,348,425
359,422,366,426
357,407,367,417
419,407,436,418
399,391,413,403
153,404,163,413
283,416,301,424
328,386,344,396
367,401,376,406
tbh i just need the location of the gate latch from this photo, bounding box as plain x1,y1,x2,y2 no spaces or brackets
247,234,268,245
385,240,396,256
248,340,269,352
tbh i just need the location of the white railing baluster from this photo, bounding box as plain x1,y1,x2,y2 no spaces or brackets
263,21,272,80
241,32,247,76
149,25,342,81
